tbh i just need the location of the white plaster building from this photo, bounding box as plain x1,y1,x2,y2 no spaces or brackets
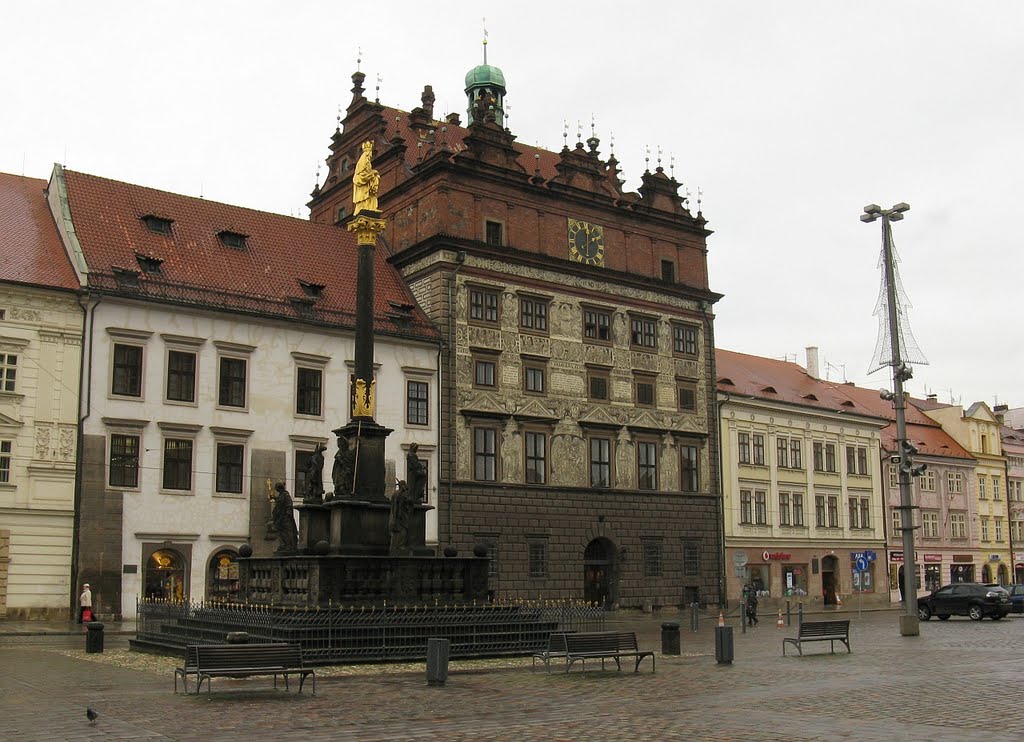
0,173,83,618
47,166,440,618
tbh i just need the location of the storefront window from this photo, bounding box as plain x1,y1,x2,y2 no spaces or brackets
207,549,240,602
889,563,921,591
950,564,974,583
925,565,942,592
782,564,808,596
851,564,874,592
747,565,770,597
145,548,187,602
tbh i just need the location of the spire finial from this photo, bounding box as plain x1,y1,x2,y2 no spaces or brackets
657,146,663,170
576,120,582,144
590,114,596,139
336,105,342,132
563,120,569,149
697,187,704,213
670,153,676,179
315,162,321,188
609,131,615,157
357,47,362,72
482,17,488,64
375,73,383,104
644,145,650,172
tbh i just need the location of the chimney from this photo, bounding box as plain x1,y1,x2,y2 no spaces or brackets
421,85,435,120
927,393,938,402
805,346,819,379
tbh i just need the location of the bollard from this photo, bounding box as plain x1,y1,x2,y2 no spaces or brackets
690,602,700,632
426,637,450,686
714,625,734,664
225,631,250,644
661,622,681,655
85,622,105,654
786,600,792,627
798,602,804,625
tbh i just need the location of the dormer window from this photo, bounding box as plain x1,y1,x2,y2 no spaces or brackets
299,281,325,299
135,253,164,275
217,231,248,249
141,215,173,236
112,267,140,287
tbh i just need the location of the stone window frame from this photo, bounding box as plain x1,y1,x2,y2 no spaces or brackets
671,322,699,358
523,425,550,485
402,365,436,428
636,436,659,491
518,293,550,336
586,430,615,489
586,365,611,403
161,334,204,407
528,537,548,579
472,350,499,390
679,441,699,493
642,538,663,578
0,336,27,395
676,378,697,413
157,422,201,495
210,426,253,498
484,218,504,247
292,351,329,420
472,423,500,482
107,328,152,401
581,304,613,345
0,438,12,486
467,284,501,326
102,417,148,491
628,313,658,351
633,372,656,409
522,356,547,397
214,341,256,412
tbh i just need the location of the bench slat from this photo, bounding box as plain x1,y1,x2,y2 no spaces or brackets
176,643,316,695
782,620,851,657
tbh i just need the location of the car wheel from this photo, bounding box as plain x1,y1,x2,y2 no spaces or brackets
937,614,950,621
968,604,984,621
918,605,932,621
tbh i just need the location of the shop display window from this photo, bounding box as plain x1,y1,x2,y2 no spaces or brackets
747,565,770,597
851,564,874,592
782,564,808,596
925,564,942,592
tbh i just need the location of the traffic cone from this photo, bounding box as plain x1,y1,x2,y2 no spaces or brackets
717,611,725,627
777,610,784,629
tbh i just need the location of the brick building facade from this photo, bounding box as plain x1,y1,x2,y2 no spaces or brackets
309,61,724,607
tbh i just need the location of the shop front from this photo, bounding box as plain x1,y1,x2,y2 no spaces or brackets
887,551,980,602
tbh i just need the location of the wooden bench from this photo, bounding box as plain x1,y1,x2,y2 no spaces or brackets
563,631,655,674
182,643,316,695
531,631,574,673
782,620,851,656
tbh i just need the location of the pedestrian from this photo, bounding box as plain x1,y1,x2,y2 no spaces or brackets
745,586,759,626
78,583,93,623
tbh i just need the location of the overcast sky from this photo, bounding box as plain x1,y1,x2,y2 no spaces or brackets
4,2,1021,410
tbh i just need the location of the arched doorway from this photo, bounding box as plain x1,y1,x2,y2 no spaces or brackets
1016,563,1024,583
145,548,188,602
997,563,1009,585
982,564,993,583
584,538,616,608
821,555,839,605
206,548,240,602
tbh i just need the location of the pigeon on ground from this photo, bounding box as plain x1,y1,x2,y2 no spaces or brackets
86,707,98,725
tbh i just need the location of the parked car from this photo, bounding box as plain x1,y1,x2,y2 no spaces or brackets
918,583,1011,621
1004,584,1024,614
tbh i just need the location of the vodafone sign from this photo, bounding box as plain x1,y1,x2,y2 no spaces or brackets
762,551,792,561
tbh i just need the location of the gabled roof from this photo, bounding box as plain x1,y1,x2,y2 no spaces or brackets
0,172,78,291
60,169,438,341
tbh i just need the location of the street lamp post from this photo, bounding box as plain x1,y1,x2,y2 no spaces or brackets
862,202,926,637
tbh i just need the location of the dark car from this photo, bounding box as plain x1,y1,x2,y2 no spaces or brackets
1005,584,1024,614
918,583,1011,621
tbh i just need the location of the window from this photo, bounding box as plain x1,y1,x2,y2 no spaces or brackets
790,440,803,469
846,446,856,475
995,517,1004,541
814,442,824,471
218,357,247,408
825,444,837,473
754,490,767,525
166,350,196,403
296,367,323,416
827,495,839,527
405,380,429,426
777,438,789,469
846,446,868,475
217,231,248,249
947,471,963,494
162,439,193,491
857,447,868,475
630,316,657,349
848,498,859,529
993,476,1002,500
519,297,548,333
215,443,244,494
950,512,967,539
529,541,546,578
738,433,751,464
473,357,497,388
779,492,791,526
661,260,675,283
524,362,546,395
672,325,698,357
981,517,990,541
141,214,172,235
643,540,663,577
752,434,765,466
889,465,899,489
294,448,313,499
473,427,497,481
525,430,547,484
815,495,826,527
740,490,753,524
590,436,611,488
680,445,699,492
792,493,804,526
112,343,143,397
637,440,658,490
0,439,12,483
891,508,902,535
634,375,655,407
485,220,503,246
979,476,987,499
109,434,140,488
583,307,612,343
0,352,16,392
683,541,700,577
920,511,938,538
677,381,697,413
921,469,936,492
469,287,499,324
860,498,870,529
587,368,609,402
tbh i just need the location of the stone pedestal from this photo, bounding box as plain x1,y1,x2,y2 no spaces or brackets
334,418,393,502
297,502,331,553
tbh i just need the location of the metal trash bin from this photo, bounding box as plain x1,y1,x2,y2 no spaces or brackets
661,622,680,655
426,637,450,685
714,625,733,664
86,622,105,654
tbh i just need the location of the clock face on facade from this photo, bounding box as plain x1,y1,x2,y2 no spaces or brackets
567,218,606,267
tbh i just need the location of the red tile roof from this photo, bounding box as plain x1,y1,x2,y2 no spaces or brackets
61,169,438,341
0,172,79,291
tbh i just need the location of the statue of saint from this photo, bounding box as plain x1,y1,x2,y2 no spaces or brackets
303,442,326,502
331,435,355,499
352,140,380,215
271,482,298,553
406,442,427,502
389,479,419,556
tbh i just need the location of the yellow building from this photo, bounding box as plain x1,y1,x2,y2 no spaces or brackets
918,400,1011,583
718,350,888,609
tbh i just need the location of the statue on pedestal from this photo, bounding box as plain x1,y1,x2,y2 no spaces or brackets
331,435,355,499
352,140,380,215
389,479,423,556
303,442,327,502
271,482,298,553
406,442,427,502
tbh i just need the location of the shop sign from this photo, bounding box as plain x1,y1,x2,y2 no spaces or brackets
793,567,803,575
923,554,943,563
762,551,791,561
890,551,903,562
952,554,973,563
989,554,1001,562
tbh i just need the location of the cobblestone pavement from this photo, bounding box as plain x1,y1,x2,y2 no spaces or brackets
1,610,1020,741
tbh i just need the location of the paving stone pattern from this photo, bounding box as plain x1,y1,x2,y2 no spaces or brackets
1,611,1019,741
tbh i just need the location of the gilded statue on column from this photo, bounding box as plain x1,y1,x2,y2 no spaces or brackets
352,140,380,215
